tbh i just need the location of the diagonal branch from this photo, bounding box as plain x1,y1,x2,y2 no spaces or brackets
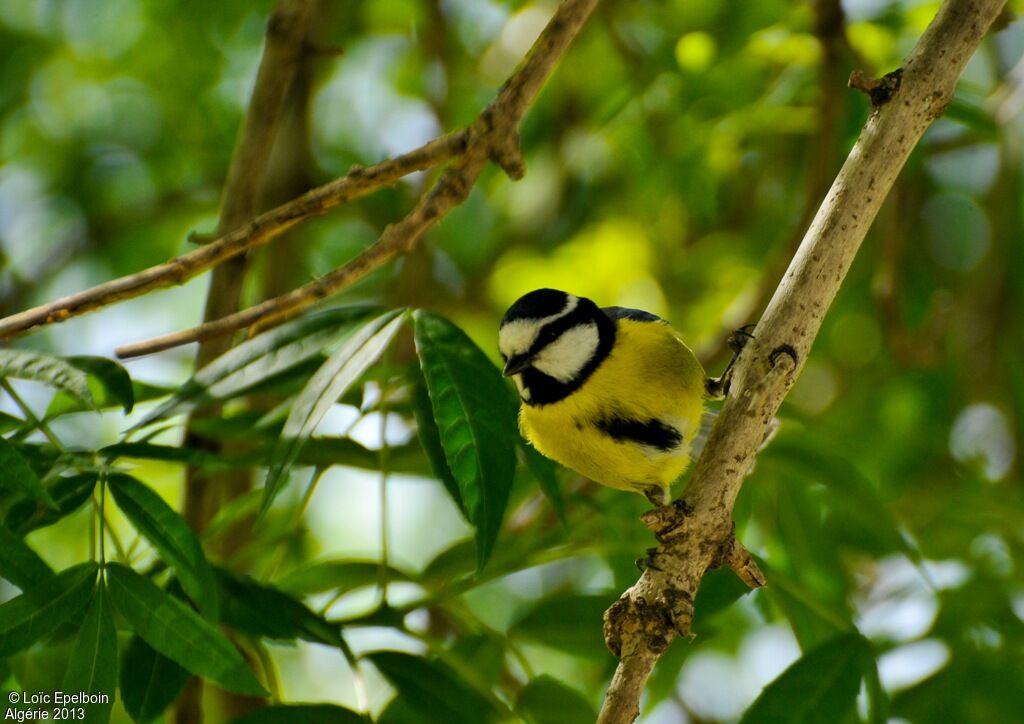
115,0,601,359
0,0,601,354
0,130,466,340
596,1,1009,722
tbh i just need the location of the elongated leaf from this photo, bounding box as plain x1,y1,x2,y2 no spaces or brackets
120,635,190,724
414,311,516,569
215,566,342,647
739,632,872,724
107,473,218,620
0,349,92,406
232,704,368,723
0,562,97,656
0,524,53,590
48,380,172,419
263,310,405,514
0,411,25,434
102,441,235,470
135,306,379,429
516,676,596,724
4,472,97,535
105,563,265,696
278,560,412,596
62,584,117,724
771,438,914,557
412,374,466,516
68,356,134,413
509,593,610,656
368,651,500,724
0,437,56,508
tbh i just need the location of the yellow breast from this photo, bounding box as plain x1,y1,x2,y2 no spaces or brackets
519,318,707,499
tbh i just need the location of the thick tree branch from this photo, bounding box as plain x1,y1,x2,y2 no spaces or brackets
597,1,1008,722
115,0,601,359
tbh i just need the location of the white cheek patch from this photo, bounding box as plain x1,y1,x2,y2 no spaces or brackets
532,322,600,383
499,294,579,358
499,319,540,358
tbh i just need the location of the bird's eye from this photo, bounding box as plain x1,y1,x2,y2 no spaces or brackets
539,328,557,344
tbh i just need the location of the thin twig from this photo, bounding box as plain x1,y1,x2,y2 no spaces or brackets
0,131,466,341
115,0,602,358
597,1,1008,722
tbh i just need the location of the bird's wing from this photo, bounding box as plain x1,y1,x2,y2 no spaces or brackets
601,306,664,323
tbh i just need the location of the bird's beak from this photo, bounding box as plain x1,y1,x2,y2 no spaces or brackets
503,354,531,377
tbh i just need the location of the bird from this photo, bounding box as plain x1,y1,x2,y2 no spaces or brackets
499,288,741,507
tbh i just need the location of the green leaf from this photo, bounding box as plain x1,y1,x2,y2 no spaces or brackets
0,437,57,508
770,438,914,558
107,473,218,620
62,584,117,724
4,472,97,535
262,310,405,515
105,563,266,696
135,306,380,429
519,441,566,524
516,676,596,724
231,704,368,723
68,356,135,413
412,373,466,516
0,349,93,406
0,410,26,434
120,636,190,724
102,441,235,470
278,559,412,596
48,380,172,419
738,632,872,724
0,524,53,590
414,311,517,569
368,651,500,724
0,562,97,656
215,566,342,647
692,567,756,634
509,593,610,656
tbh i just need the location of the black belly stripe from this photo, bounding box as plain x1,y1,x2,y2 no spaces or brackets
597,416,682,452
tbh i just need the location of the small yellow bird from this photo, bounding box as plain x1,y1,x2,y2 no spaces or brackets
499,288,736,507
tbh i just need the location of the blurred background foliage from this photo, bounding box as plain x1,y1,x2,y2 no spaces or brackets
1,0,1024,722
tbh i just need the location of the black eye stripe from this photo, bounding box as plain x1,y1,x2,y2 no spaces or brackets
529,308,594,355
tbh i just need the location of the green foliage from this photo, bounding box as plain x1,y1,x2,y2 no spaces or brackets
0,437,57,508
739,633,874,724
107,473,218,620
62,585,117,724
0,563,97,656
516,675,597,724
369,650,504,724
263,309,406,513
105,564,266,697
0,524,54,590
414,310,517,568
119,637,191,724
1,1,1022,722
0,350,93,407
231,705,368,724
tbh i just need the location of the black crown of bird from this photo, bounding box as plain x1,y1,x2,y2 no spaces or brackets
498,288,746,508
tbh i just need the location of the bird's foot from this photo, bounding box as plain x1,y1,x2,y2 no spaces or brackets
642,498,694,542
705,324,756,399
635,547,662,572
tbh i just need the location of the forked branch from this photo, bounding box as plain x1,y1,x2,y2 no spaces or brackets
0,0,602,357
596,1,1009,722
